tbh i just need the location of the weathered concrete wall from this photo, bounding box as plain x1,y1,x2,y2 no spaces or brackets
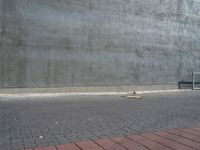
0,0,200,88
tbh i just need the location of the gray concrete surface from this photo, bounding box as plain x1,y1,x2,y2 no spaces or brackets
0,85,177,94
1,0,200,88
0,91,200,149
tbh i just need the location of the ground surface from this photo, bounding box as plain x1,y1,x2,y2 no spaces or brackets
1,91,200,150
27,126,200,150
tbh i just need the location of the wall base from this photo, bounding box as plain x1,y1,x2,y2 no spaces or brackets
0,85,178,94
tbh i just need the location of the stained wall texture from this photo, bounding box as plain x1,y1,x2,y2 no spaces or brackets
0,0,200,88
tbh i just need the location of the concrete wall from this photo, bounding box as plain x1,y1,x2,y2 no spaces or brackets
0,0,200,88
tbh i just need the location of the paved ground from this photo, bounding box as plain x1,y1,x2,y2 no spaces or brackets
26,126,200,150
1,91,200,150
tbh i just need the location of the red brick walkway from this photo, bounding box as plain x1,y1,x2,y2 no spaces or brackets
25,127,200,150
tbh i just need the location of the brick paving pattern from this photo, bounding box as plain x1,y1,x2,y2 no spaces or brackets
0,91,200,149
25,127,200,150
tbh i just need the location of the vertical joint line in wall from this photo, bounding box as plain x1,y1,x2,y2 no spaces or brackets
71,69,74,87
1,55,4,87
1,0,6,35
193,72,195,90
46,48,51,86
24,46,28,88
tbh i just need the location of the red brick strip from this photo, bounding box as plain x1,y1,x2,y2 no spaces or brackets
167,129,200,142
24,127,200,150
141,133,193,150
127,134,172,150
95,138,126,150
56,143,81,150
181,128,200,136
111,136,148,150
34,146,57,150
191,127,200,132
75,141,104,150
155,131,200,149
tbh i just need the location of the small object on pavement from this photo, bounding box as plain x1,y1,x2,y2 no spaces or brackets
126,95,142,99
39,135,44,139
126,95,143,99
121,91,143,99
